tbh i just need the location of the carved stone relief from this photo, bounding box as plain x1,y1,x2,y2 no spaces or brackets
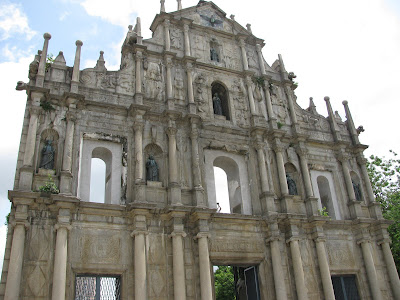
271,86,288,123
246,47,258,69
174,69,185,101
327,241,355,268
192,34,205,60
145,61,164,101
170,27,182,49
80,234,121,264
223,43,240,70
194,73,209,119
231,79,249,127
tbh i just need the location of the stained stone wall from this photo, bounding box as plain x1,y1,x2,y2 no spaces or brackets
1,1,400,300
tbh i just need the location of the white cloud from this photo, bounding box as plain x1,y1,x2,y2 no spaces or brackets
0,2,37,41
2,44,36,62
0,225,7,272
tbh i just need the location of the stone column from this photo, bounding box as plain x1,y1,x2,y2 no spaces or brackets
160,0,165,12
287,238,308,300
296,146,313,198
263,83,275,121
170,231,187,300
186,62,194,104
135,51,143,104
274,145,289,195
134,122,144,182
19,105,41,190
167,124,181,205
245,76,256,115
51,225,70,300
177,0,182,10
60,107,76,194
4,202,30,300
357,155,374,203
379,240,400,299
324,97,341,141
239,38,249,71
266,228,287,299
35,33,51,88
342,100,360,145
166,56,173,100
256,142,269,193
70,40,83,94
197,233,213,300
256,44,266,75
183,23,191,56
164,19,171,51
314,238,335,300
284,84,298,125
359,239,383,300
190,119,205,206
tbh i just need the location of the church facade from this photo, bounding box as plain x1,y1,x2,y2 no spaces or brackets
1,1,400,299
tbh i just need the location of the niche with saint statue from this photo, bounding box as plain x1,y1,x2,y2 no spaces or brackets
211,81,230,120
284,163,302,197
144,143,164,187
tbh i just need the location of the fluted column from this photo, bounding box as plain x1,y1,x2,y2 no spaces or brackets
197,233,212,300
287,238,308,300
135,51,143,103
170,231,187,300
296,146,313,198
314,238,335,300
267,228,287,299
60,108,76,194
284,84,298,125
164,19,171,51
167,124,181,205
359,239,383,300
4,202,30,300
183,23,191,56
186,63,194,104
166,57,173,100
274,145,289,195
256,44,266,75
19,105,41,190
51,224,70,300
245,76,256,115
70,40,83,94
239,38,249,71
263,83,275,121
338,154,356,201
132,230,147,299
190,120,205,206
134,122,144,182
379,240,400,299
35,33,51,87
357,155,374,203
256,142,269,193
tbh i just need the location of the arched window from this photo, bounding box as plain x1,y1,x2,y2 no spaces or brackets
211,82,230,120
213,166,230,213
317,176,336,219
89,158,106,203
285,163,300,196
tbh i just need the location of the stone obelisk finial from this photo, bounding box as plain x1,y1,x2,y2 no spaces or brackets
342,100,360,144
36,32,51,87
160,0,165,12
177,0,182,10
71,40,83,94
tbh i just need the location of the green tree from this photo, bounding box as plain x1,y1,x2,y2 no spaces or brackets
214,266,236,300
367,150,400,273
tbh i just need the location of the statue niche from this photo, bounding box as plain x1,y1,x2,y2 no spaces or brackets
285,163,301,196
211,82,230,120
144,143,164,185
209,39,221,63
38,129,59,171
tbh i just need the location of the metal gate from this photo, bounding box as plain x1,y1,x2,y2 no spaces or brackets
75,275,121,300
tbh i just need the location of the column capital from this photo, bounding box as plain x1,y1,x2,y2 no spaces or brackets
194,232,210,240
357,237,371,245
54,223,72,232
133,122,144,132
239,38,246,47
356,155,367,165
10,220,30,230
256,43,262,52
286,236,301,244
295,145,308,157
66,111,77,122
266,235,281,243
165,56,173,67
169,231,187,238
164,19,170,27
131,230,149,237
377,238,391,245
183,23,190,32
166,126,177,137
135,51,143,60
29,106,41,116
337,152,351,163
313,237,327,243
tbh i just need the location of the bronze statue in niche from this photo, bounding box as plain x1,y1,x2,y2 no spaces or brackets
40,140,55,169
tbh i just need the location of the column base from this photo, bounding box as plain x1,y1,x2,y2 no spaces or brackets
368,202,383,219
194,186,205,207
18,166,34,191
169,183,182,205
59,171,73,195
305,196,319,217
134,93,143,105
134,181,146,203
188,102,197,115
260,192,277,216
280,195,294,213
348,200,363,219
167,98,175,110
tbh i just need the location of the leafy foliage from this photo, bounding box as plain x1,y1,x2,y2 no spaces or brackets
45,53,55,71
214,266,235,300
318,206,329,217
252,76,265,88
367,150,400,272
40,101,55,111
38,174,59,194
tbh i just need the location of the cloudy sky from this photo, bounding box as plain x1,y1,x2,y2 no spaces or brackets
0,0,399,268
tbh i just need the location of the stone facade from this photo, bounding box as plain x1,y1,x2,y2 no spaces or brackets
1,1,400,299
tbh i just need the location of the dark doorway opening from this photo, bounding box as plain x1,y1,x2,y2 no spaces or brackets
214,265,261,300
